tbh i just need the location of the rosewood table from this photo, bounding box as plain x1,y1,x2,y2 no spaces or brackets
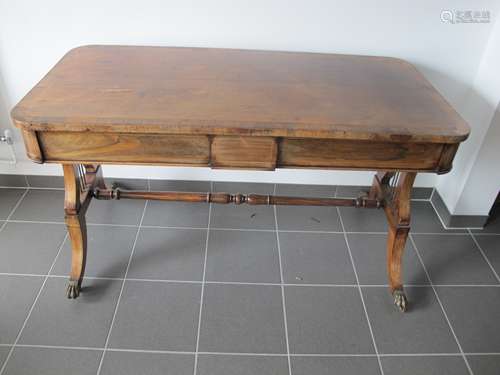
11,45,469,312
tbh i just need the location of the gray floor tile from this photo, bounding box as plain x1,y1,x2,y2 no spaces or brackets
381,356,469,375
206,229,280,283
362,287,458,354
472,234,500,278
143,201,209,228
19,277,121,347
211,182,276,230
285,286,374,354
277,206,342,231
52,225,137,278
338,207,387,232
437,287,500,353
128,227,206,281
10,189,64,222
212,205,276,230
279,232,356,284
467,355,500,375
0,222,67,274
335,185,369,198
336,185,433,200
199,284,286,353
291,356,381,375
150,179,211,192
340,199,461,234
0,347,10,369
0,188,26,219
411,201,464,233
2,346,101,375
26,175,64,188
275,182,337,233
105,177,148,190
108,281,200,351
412,234,498,285
100,351,194,375
472,203,500,234
276,184,335,197
347,233,429,285
0,174,27,187
197,354,289,375
87,199,145,226
0,276,44,344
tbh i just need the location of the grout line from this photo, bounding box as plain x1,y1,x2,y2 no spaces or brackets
193,181,213,375
0,189,29,233
24,175,30,188
0,186,65,190
2,342,500,357
333,185,339,198
141,225,206,231
2,272,500,288
47,275,124,281
468,229,500,283
273,183,293,375
0,233,68,375
428,197,483,231
409,234,475,375
14,344,102,351
95,200,149,375
2,217,482,235
429,197,452,230
337,206,385,375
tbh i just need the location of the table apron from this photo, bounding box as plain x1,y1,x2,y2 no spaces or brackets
29,131,457,173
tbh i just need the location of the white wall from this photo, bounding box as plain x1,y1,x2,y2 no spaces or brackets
436,13,500,216
0,1,497,206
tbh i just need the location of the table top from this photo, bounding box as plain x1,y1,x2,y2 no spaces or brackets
12,45,469,144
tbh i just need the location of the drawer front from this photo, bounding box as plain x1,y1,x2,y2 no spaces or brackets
38,132,210,165
211,136,277,169
279,138,444,171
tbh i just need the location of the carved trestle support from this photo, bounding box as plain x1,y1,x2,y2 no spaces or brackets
63,164,105,299
62,163,414,312
370,171,417,312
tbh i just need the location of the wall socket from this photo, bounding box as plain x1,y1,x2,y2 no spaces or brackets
0,129,13,145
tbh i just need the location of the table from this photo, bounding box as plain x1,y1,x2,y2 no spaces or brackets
11,45,469,312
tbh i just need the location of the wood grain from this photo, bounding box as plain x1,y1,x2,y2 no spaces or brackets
12,45,469,144
279,138,445,172
211,136,277,169
38,131,210,165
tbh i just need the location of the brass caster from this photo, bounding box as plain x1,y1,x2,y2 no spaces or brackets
393,289,408,312
66,280,81,299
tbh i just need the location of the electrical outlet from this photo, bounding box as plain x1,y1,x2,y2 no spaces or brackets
0,129,13,145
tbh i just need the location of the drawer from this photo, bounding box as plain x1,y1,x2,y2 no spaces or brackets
38,132,210,165
211,136,277,170
279,138,444,171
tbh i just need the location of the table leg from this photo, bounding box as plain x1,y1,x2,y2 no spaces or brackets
371,171,416,312
62,164,104,298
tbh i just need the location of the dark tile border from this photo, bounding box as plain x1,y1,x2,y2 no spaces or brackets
431,189,488,229
335,185,433,200
26,175,64,189
0,174,27,187
0,174,489,228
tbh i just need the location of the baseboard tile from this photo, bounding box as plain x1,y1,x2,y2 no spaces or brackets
431,189,488,229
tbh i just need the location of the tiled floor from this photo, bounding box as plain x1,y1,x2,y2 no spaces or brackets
0,182,499,375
